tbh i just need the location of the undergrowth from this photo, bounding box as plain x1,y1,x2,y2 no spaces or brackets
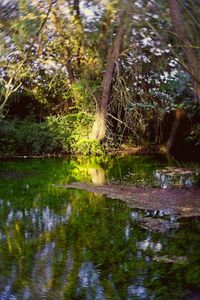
0,113,106,156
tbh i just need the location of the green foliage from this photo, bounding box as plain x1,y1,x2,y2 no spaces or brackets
71,79,100,113
1,0,200,153
0,113,106,156
62,112,94,152
0,157,200,299
74,138,105,156
150,71,194,113
186,124,200,146
0,119,17,154
0,118,65,154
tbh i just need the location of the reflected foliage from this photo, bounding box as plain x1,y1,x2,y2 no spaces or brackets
0,156,200,299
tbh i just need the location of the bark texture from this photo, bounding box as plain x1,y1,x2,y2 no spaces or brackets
92,24,126,140
166,109,185,152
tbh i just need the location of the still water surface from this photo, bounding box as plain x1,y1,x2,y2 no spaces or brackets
0,155,200,299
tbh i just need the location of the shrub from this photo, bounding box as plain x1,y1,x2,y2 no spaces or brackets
74,138,105,156
0,112,105,156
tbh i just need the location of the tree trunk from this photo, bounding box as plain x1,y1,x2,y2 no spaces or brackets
92,24,126,140
166,109,185,152
167,0,200,103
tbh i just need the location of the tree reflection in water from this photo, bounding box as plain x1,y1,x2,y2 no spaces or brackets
0,156,200,299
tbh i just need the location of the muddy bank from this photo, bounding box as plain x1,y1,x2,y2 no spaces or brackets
59,182,200,217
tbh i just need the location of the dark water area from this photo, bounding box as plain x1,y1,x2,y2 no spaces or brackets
0,155,200,299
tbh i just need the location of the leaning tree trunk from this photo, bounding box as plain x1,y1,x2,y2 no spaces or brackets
167,0,200,103
92,25,126,141
166,109,185,152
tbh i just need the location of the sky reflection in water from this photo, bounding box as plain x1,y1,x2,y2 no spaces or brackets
0,156,200,299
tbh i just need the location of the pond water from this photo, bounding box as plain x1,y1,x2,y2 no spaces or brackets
0,155,200,300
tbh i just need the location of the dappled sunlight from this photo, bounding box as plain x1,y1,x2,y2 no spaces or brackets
0,0,200,297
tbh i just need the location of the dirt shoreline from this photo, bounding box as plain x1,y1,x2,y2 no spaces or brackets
58,182,200,217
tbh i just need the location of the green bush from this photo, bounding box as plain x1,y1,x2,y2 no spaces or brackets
0,118,63,154
74,138,105,156
0,113,105,156
0,119,18,154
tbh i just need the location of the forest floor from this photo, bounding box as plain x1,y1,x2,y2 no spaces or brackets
59,182,200,218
